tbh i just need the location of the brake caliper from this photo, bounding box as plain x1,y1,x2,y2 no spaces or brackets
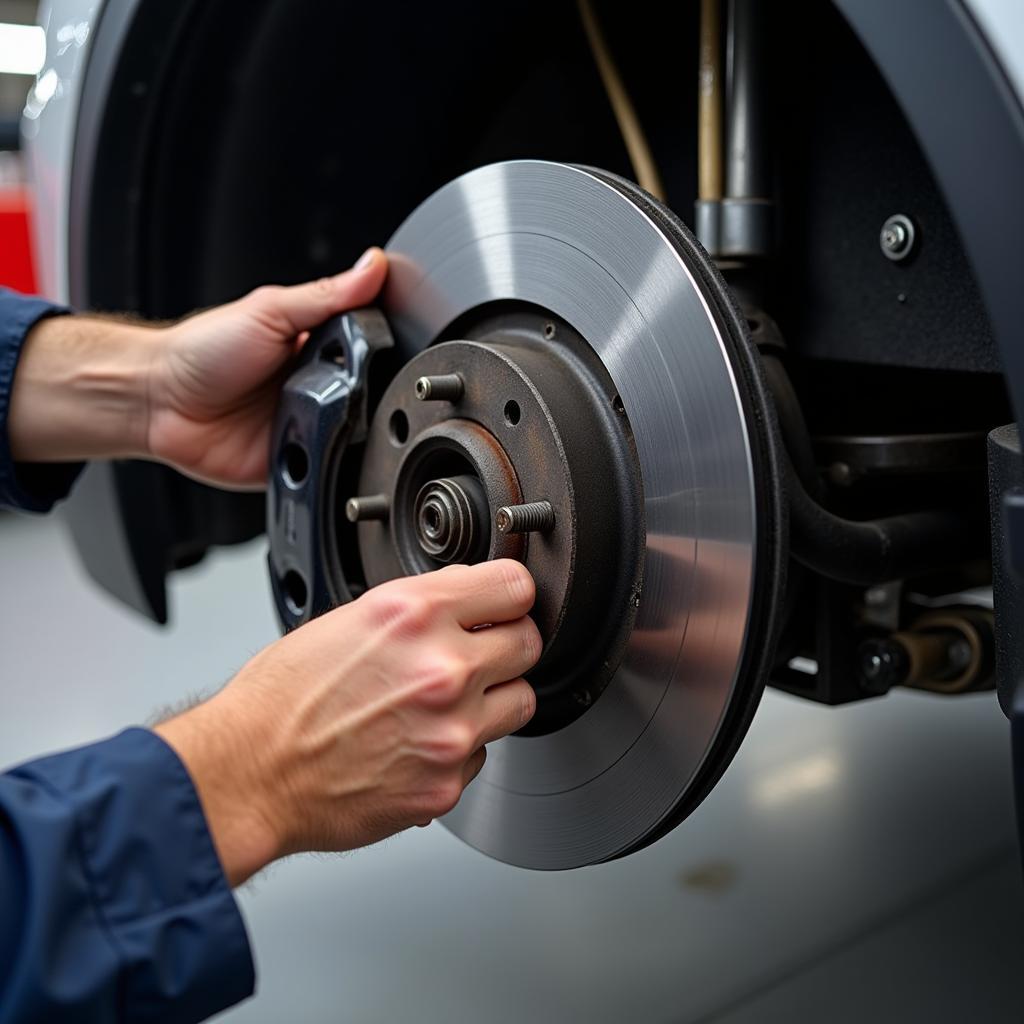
267,308,396,628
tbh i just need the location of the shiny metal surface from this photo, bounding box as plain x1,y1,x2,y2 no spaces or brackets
383,161,760,868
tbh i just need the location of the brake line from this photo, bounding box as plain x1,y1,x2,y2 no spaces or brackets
698,0,724,203
576,0,666,201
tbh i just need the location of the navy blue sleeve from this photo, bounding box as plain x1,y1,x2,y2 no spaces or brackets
0,728,255,1023
0,287,84,512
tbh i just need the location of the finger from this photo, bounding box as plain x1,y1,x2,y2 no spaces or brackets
250,248,388,334
477,679,537,746
419,559,536,628
462,746,487,788
467,617,543,689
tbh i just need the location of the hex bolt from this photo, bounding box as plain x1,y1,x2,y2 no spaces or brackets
495,501,555,535
345,494,389,523
415,374,464,402
879,213,916,262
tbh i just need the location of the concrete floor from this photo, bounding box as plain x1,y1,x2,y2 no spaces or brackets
1,510,1022,1022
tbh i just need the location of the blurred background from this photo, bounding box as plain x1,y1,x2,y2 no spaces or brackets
0,0,42,293
2,3,1024,1022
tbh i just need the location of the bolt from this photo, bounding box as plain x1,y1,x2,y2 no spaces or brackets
415,374,464,402
345,494,389,523
858,637,910,694
882,223,906,250
879,214,916,262
495,501,555,535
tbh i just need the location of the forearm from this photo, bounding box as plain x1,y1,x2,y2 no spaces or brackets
154,692,285,888
7,314,159,464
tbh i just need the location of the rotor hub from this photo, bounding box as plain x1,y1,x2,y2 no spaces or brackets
352,312,645,733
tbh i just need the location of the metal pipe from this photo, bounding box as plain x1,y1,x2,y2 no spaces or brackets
698,0,724,201
720,0,773,258
695,0,725,252
725,0,769,199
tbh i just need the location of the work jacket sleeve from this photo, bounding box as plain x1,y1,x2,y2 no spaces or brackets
0,287,83,511
0,728,255,1023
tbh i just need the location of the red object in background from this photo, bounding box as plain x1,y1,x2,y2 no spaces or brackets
0,188,38,295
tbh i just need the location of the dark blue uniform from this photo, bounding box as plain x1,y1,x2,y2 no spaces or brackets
0,289,254,1022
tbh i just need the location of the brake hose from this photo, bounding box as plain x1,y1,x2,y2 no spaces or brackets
577,0,666,201
761,352,982,585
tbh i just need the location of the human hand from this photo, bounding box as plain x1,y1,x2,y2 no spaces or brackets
154,559,541,886
7,250,386,479
146,249,387,487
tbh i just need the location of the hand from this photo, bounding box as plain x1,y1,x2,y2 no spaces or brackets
154,560,541,886
7,250,387,486
147,249,387,487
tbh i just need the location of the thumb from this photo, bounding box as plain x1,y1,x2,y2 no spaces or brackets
247,248,388,334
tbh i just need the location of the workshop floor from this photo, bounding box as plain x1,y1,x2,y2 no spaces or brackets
1,510,1022,1023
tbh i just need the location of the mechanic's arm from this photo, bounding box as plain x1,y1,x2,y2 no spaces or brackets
4,248,386,493
0,560,538,1022
155,560,540,884
0,252,541,1022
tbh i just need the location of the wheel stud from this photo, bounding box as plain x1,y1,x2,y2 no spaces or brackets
495,501,555,535
345,494,389,523
414,374,464,402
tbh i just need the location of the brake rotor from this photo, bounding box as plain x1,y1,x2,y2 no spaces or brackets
267,160,785,868
370,161,787,868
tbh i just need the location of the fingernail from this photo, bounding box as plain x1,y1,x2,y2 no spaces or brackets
354,248,377,271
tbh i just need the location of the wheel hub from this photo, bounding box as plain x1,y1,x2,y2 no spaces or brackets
352,310,645,734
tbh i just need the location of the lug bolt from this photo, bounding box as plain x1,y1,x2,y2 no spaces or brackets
345,494,389,523
495,501,555,535
415,374,464,402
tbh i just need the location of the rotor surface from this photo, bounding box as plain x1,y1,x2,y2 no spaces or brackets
380,161,783,869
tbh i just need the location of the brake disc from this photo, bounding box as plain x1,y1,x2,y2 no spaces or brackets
268,161,786,869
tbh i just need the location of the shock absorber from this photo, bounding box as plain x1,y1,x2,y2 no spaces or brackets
695,0,774,263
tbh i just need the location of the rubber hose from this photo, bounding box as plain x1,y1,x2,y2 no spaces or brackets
786,458,979,585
